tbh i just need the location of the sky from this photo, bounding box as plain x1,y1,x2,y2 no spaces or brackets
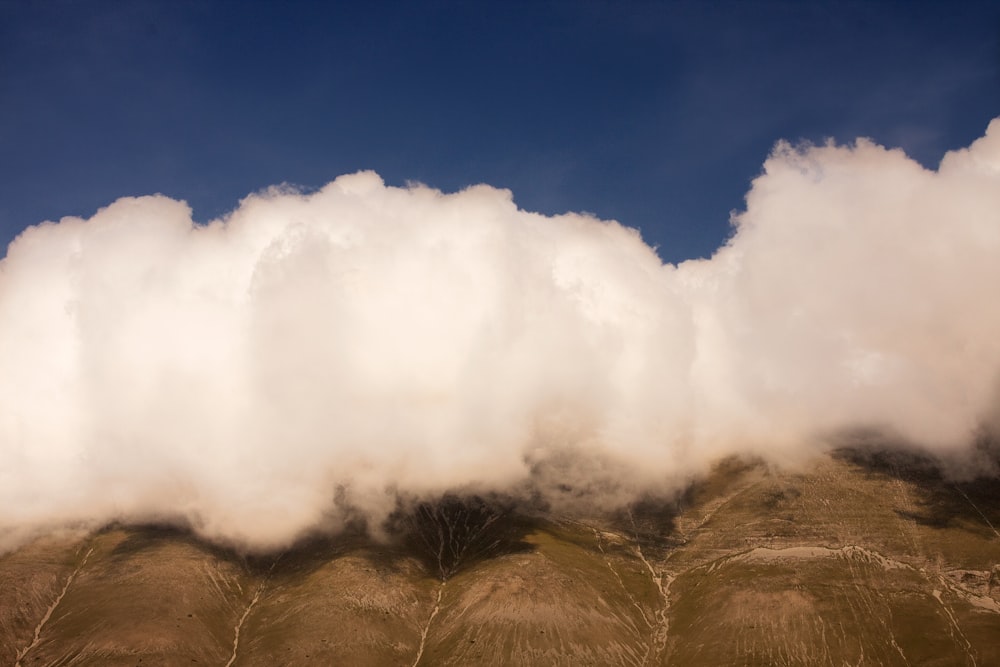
2,0,998,264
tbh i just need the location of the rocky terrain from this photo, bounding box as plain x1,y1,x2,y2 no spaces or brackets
3,447,999,666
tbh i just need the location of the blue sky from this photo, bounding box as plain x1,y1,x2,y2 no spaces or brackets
1,0,998,264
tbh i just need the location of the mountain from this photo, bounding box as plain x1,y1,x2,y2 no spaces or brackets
3,447,999,666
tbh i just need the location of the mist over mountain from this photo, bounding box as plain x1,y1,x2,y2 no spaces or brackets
4,450,1000,666
1,119,999,554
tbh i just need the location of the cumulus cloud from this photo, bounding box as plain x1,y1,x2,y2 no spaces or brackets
1,119,998,550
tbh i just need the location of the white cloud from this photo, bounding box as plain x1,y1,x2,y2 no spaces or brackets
1,120,999,551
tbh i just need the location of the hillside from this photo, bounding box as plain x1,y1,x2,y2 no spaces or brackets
3,447,999,666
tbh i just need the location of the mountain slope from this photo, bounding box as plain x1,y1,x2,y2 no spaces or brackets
3,448,999,666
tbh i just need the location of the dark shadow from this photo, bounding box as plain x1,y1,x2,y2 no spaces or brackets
832,437,1000,541
608,495,682,549
830,437,942,484
253,529,372,580
677,455,764,511
102,518,383,580
104,521,246,566
384,493,538,581
759,485,802,510
602,456,767,553
93,496,540,584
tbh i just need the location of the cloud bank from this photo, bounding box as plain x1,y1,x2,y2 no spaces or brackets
2,120,999,550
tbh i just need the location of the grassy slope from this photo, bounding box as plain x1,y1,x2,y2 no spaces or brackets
661,451,1000,666
2,449,998,666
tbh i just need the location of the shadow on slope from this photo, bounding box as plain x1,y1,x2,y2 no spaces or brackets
387,494,537,580
94,495,550,584
102,520,414,581
832,434,1000,541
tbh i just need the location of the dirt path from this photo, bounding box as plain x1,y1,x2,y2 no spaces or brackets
224,559,279,667
411,581,444,667
630,535,672,666
14,546,93,667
